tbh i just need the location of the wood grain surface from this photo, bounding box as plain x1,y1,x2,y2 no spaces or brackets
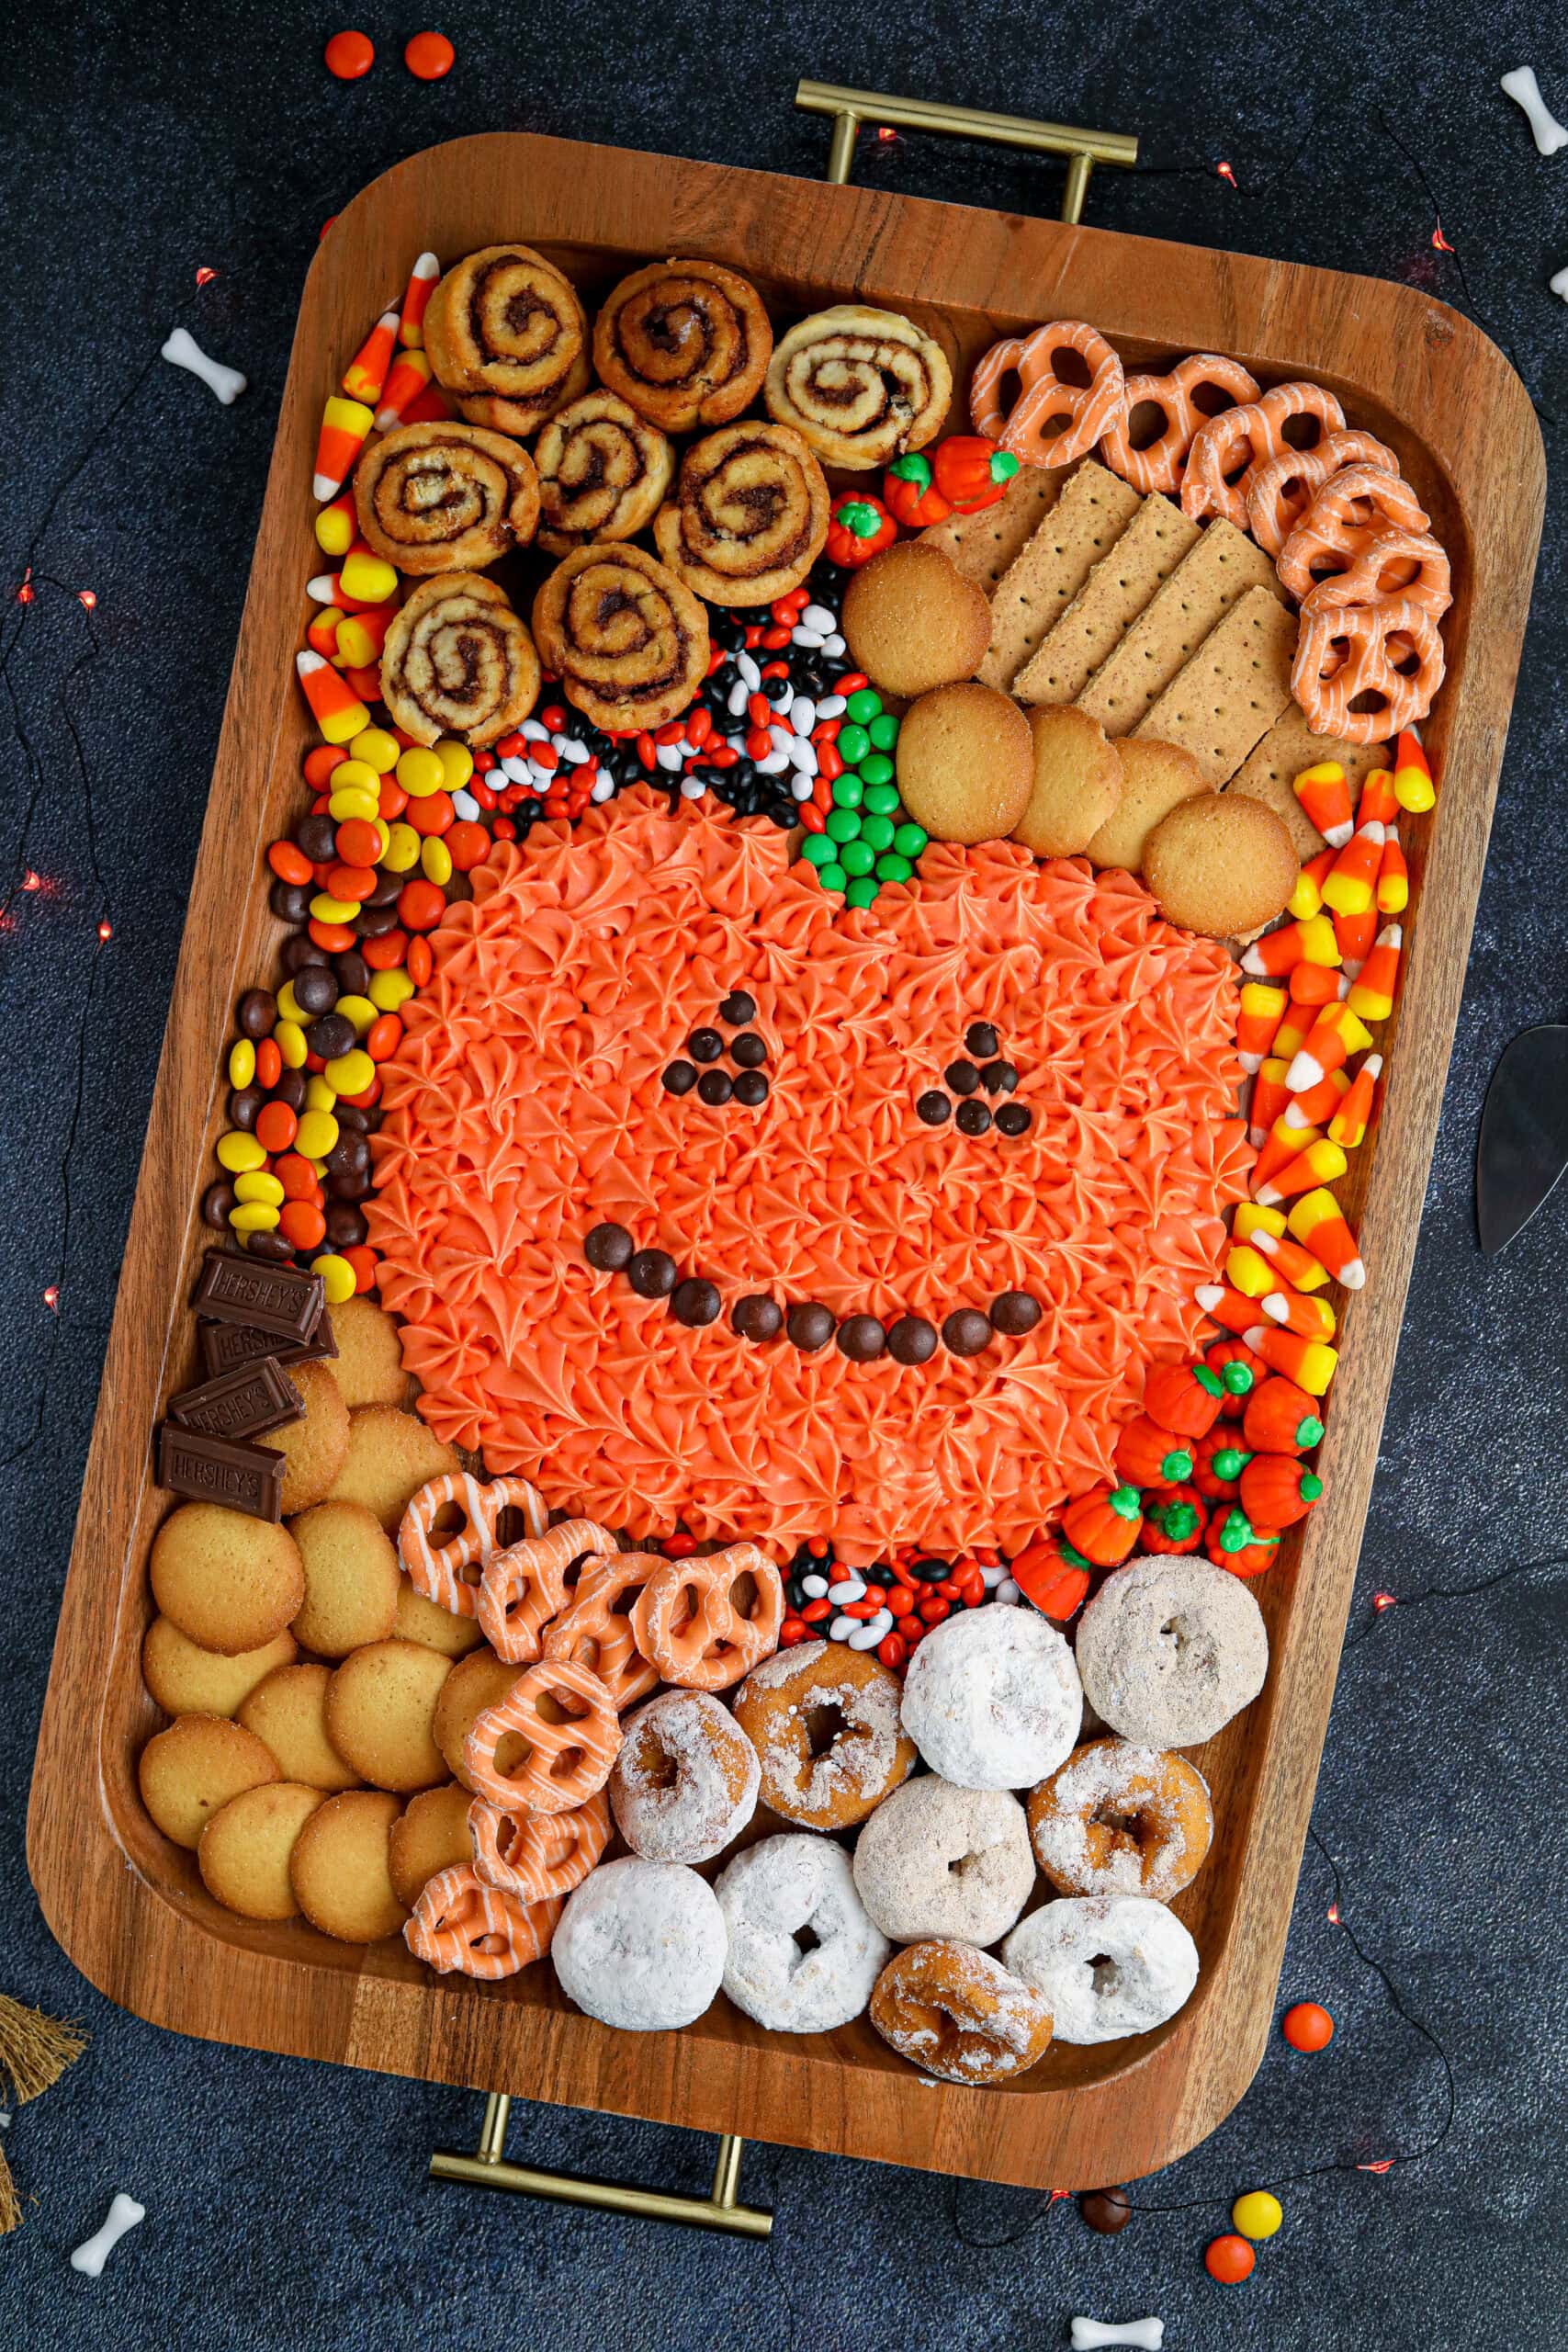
25,130,1544,2190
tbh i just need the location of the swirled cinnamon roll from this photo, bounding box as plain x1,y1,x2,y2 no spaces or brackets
380,573,541,747
592,258,773,434
652,423,829,605
764,304,951,470
531,543,708,734
423,245,590,438
355,422,540,575
533,390,675,556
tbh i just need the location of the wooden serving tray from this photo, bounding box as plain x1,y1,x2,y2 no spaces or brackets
28,130,1543,2191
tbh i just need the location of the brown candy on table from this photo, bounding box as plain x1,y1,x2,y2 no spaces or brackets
1078,2186,1133,2235
155,1422,285,1522
199,1314,338,1381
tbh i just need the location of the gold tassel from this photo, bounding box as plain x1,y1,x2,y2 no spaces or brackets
0,1995,90,2236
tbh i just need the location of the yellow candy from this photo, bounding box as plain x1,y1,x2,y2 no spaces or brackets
330,758,381,796
276,981,304,1024
310,891,359,924
435,738,473,792
334,992,377,1037
372,819,390,861
381,820,421,873
313,1252,358,1305
1232,2191,1282,2241
421,837,453,887
329,786,380,824
216,1129,267,1174
275,1018,307,1069
324,1047,375,1096
368,968,414,1012
349,727,400,774
228,1037,256,1089
229,1202,281,1234
339,549,398,605
305,1075,338,1113
295,1109,340,1160
233,1170,286,1207
397,746,446,798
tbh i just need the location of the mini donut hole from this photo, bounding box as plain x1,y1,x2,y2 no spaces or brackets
804,1701,848,1758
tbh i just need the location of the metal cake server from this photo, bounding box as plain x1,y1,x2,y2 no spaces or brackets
1476,1022,1568,1254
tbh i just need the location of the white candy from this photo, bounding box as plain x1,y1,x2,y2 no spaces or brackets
827,1577,866,1602
802,605,838,632
1070,2320,1165,2351
790,775,814,802
846,1619,886,1650
791,627,825,648
820,633,846,658
70,2194,146,2278
789,738,818,777
768,724,795,754
789,695,818,736
1551,262,1568,300
591,775,615,803
817,695,847,718
451,789,479,820
499,754,530,785
755,750,791,775
655,745,684,771
520,718,549,741
996,1577,1021,1604
557,737,589,763
829,1613,855,1640
801,1574,829,1598
680,775,706,800
736,651,762,690
1502,66,1568,155
728,680,750,717
161,327,246,405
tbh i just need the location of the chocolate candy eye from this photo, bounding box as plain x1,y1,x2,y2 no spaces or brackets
886,1315,937,1366
956,1101,991,1137
916,1091,951,1126
686,1028,724,1063
786,1302,835,1352
731,1294,784,1342
627,1250,677,1299
661,1060,698,1096
964,1022,999,1059
944,1060,981,1096
584,1223,634,1272
942,1308,993,1358
718,991,757,1025
995,1103,1032,1137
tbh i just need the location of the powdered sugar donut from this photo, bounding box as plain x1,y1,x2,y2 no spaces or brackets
1075,1555,1268,1748
716,1834,889,2033
1002,1894,1199,2043
610,1689,760,1865
551,1856,727,2030
900,1607,1082,1788
852,1775,1035,1946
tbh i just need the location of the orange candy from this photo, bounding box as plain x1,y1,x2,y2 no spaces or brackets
267,840,313,887
334,819,382,868
1205,2233,1257,2285
275,1154,321,1203
404,30,455,79
363,929,409,971
405,790,454,838
367,1012,405,1062
344,1246,378,1294
1282,1999,1335,2052
254,1101,299,1155
407,934,434,986
279,1200,328,1251
398,878,446,932
324,28,375,79
255,1036,282,1091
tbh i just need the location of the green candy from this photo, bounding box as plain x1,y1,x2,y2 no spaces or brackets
868,713,900,751
845,687,882,725
874,852,913,883
836,723,870,765
893,821,928,857
840,839,875,876
862,781,900,815
801,835,835,868
859,752,894,788
825,808,861,844
830,774,863,809
818,861,848,892
844,876,879,910
860,814,896,854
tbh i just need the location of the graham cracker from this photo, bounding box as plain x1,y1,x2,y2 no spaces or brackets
1075,518,1285,738
1132,586,1299,786
1012,492,1200,707
978,461,1144,691
920,463,1070,598
1225,706,1389,860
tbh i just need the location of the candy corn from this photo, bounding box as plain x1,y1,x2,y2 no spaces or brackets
1224,1244,1278,1300
313,488,358,559
343,309,400,405
1347,927,1402,1023
1322,821,1385,918
1234,1202,1286,1244
1288,958,1348,1010
334,605,394,668
306,605,344,659
1327,1054,1382,1149
1332,904,1378,974
1287,1188,1365,1289
1255,1136,1348,1207
1242,1322,1338,1396
1260,1283,1337,1340
312,394,374,503
1253,1117,1320,1194
1293,761,1354,848
1241,1219,1330,1293
1393,729,1435,813
1286,1001,1374,1091
1248,1058,1292,1147
1280,1067,1350,1132
1236,981,1287,1073
1358,766,1398,826
307,551,398,612
1242,911,1340,978
1377,828,1409,914
297,649,370,743
397,250,440,347
1289,846,1337,922
375,345,433,432
1195,1283,1263,1338
1272,1001,1312,1064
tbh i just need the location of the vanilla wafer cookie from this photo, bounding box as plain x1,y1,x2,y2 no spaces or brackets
977,461,1142,691
1132,586,1298,787
1075,518,1284,738
1012,492,1199,707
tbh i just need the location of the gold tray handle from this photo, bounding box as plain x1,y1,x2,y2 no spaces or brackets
795,80,1137,224
430,2093,773,2240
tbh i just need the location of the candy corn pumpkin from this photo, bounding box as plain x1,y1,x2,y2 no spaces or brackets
1142,1361,1225,1442
1192,1427,1252,1501
1114,1414,1196,1491
1010,1537,1092,1621
1242,1376,1325,1456
1205,1506,1281,1577
1143,1484,1204,1554
1060,1482,1144,1567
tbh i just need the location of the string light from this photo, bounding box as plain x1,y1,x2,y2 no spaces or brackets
96,919,112,942
77,589,96,611
1358,2159,1394,2175
21,870,40,893
1216,160,1237,187
1371,1589,1397,1611
1431,224,1454,254
195,266,218,287
15,571,34,605
41,1286,59,1311
1326,1901,1341,1924
876,126,897,144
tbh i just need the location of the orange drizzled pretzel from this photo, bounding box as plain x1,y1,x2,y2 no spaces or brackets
1292,592,1445,744
476,1517,616,1664
1245,428,1399,559
1277,464,1433,602
462,1657,622,1815
970,321,1126,469
468,1789,611,1904
630,1544,784,1693
1302,526,1451,621
397,1470,547,1618
1181,382,1347,531
404,1861,561,1980
541,1551,667,1710
1099,353,1260,496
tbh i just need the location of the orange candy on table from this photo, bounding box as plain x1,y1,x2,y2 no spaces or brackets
324,29,375,81
1059,1482,1144,1567
404,30,455,79
254,1101,298,1155
1142,1360,1226,1442
1282,1999,1335,2052
1205,2232,1257,2285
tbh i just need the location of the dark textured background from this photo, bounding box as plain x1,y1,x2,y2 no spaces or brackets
4,6,1566,2346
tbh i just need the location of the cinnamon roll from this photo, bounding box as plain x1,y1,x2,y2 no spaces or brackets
534,390,675,556
355,422,540,576
652,423,829,605
423,244,590,439
764,304,951,470
380,572,541,748
592,258,773,434
531,543,708,734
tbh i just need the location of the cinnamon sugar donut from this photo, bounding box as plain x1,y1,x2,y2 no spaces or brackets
653,424,830,606
594,259,773,434
609,1689,760,1864
852,1775,1035,1946
552,1856,728,2030
869,1939,1054,2085
733,1641,916,1829
716,1834,889,2034
1027,1738,1213,1901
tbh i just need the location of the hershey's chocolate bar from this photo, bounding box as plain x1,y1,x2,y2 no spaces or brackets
198,1316,338,1379
168,1355,304,1442
191,1249,324,1342
156,1421,284,1521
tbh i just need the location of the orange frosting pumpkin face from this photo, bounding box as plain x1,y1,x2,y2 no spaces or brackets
370,786,1250,1566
